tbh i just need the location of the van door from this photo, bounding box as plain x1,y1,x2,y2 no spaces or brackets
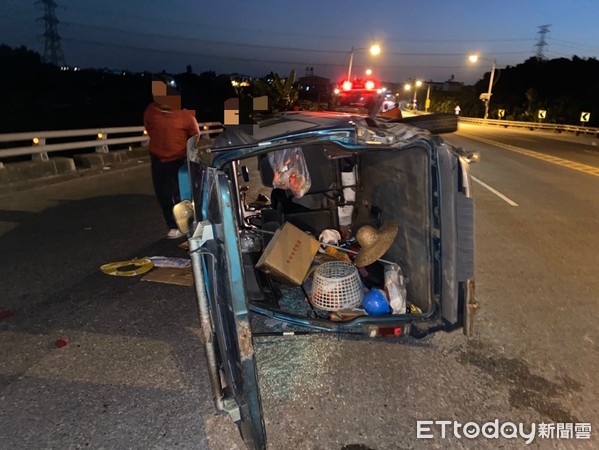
437,144,476,335
189,163,266,449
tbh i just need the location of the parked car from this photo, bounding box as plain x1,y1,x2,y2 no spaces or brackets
174,108,479,449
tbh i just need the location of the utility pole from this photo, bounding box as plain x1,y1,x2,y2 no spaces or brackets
535,24,551,60
484,60,496,120
37,0,67,67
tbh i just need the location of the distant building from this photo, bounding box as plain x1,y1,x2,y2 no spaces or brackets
393,75,464,94
228,73,253,88
379,81,404,93
297,72,332,104
429,75,464,93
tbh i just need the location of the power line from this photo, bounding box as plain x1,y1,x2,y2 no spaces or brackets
550,39,599,54
63,4,361,44
535,24,550,60
36,0,67,66
60,21,347,55
60,20,534,60
62,4,534,46
545,51,580,59
61,36,479,71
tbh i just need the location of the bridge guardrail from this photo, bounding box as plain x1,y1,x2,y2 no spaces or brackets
0,122,224,164
458,117,599,136
3,117,595,164
0,122,225,188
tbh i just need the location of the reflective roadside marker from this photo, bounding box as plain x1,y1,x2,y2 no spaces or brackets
538,110,547,120
498,109,505,118
580,112,590,123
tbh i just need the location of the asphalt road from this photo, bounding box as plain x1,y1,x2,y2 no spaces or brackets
0,124,597,449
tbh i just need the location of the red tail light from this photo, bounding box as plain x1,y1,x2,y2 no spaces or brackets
378,327,403,337
342,80,353,91
365,80,376,90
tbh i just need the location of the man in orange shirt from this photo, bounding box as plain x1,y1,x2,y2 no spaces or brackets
144,75,200,239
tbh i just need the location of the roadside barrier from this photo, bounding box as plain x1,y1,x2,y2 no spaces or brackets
0,122,223,188
458,117,598,136
0,122,224,163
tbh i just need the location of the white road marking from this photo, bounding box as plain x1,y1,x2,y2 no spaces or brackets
458,132,599,177
471,176,519,206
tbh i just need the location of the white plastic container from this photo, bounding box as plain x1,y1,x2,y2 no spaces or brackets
384,263,407,314
311,261,363,311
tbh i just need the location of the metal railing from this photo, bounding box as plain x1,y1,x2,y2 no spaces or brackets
0,122,224,163
458,117,599,136
2,116,594,164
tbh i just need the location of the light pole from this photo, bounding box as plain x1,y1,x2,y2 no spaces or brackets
404,80,424,110
469,54,497,120
404,82,412,109
413,80,422,109
424,83,431,112
347,44,381,81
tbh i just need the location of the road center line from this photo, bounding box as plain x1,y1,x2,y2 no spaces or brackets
458,132,599,177
471,175,519,206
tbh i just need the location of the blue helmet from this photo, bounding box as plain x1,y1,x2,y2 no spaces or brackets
363,289,391,315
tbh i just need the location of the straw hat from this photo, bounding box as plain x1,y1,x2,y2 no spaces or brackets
354,221,399,267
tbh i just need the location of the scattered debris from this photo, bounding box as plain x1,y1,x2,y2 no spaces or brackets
146,256,191,269
256,222,320,285
142,267,194,286
100,258,154,276
55,336,69,348
0,309,14,321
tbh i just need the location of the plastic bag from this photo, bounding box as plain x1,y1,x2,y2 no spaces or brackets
384,263,407,314
146,256,191,269
268,147,311,198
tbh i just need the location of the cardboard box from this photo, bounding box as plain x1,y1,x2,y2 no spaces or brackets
142,267,194,287
329,309,367,321
256,222,320,285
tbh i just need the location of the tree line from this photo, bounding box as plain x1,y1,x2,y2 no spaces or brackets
431,56,599,126
1,44,597,132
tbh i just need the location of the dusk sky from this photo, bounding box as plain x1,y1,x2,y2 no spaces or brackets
2,0,598,84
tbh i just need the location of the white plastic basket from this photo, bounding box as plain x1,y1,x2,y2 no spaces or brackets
311,261,363,311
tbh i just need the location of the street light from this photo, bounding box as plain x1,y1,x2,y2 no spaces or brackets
413,80,422,109
347,44,381,81
404,80,429,111
404,83,412,109
469,54,497,120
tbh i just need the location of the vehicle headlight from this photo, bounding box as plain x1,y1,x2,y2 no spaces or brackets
173,200,194,234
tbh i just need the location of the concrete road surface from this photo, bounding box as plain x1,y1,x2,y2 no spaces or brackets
0,125,598,449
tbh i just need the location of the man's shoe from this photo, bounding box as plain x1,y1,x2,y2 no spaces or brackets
167,228,184,239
